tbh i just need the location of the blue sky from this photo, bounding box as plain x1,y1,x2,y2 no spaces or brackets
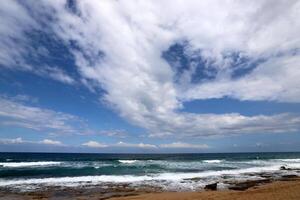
0,0,300,153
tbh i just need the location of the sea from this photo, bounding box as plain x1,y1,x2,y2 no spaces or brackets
0,152,300,191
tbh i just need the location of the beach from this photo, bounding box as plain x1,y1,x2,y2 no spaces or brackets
0,178,299,199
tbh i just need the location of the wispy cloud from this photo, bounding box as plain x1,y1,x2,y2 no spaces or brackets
98,130,128,138
0,96,121,137
33,65,75,85
0,96,83,134
9,94,39,104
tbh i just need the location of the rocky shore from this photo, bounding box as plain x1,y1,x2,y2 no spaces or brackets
0,168,299,200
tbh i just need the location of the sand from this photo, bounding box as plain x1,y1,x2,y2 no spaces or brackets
110,179,300,200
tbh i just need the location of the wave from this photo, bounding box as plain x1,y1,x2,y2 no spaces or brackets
272,158,300,162
1,163,299,188
203,160,222,163
1,158,299,169
0,161,61,168
118,160,137,164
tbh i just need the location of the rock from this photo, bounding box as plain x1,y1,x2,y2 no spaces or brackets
204,182,218,190
228,179,271,191
258,172,273,178
280,166,287,170
282,174,298,178
280,166,292,170
184,177,202,182
280,174,299,181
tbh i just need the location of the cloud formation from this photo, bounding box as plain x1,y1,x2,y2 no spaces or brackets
115,141,157,149
160,142,209,149
81,141,209,149
41,139,63,146
184,55,300,103
82,141,108,148
0,137,64,146
82,141,157,149
1,0,300,138
0,96,85,134
0,1,75,84
0,95,134,138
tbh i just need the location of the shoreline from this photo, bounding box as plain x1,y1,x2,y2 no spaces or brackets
0,176,299,200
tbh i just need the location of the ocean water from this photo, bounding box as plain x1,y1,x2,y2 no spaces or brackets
0,152,300,191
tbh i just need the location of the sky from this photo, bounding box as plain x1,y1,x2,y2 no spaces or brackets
0,0,300,153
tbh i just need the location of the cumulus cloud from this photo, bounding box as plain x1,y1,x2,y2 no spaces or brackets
160,142,209,149
1,0,300,138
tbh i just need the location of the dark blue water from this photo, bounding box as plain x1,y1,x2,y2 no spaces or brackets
0,152,299,191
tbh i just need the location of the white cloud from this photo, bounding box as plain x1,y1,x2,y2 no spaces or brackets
160,142,209,149
0,137,23,144
40,139,63,146
82,141,108,148
0,137,64,146
82,141,157,149
115,141,157,149
0,1,75,85
0,96,89,135
183,55,300,103
34,66,75,85
1,1,300,138
0,0,38,68
0,96,136,138
148,113,300,138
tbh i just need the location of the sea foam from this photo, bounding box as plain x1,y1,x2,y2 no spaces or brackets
203,160,222,163
0,161,61,168
118,160,137,164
